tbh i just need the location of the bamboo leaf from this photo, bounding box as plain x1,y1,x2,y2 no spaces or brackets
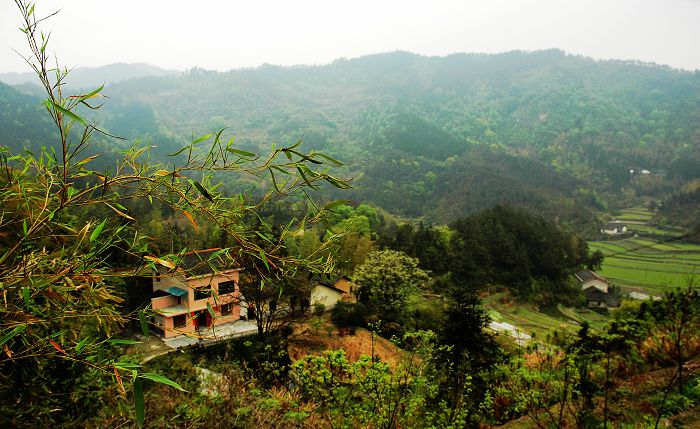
226,148,257,158
182,210,198,231
22,287,30,306
167,145,190,157
154,169,173,177
90,219,107,242
0,324,26,347
77,155,98,165
143,255,175,269
191,133,213,145
140,373,187,392
189,180,213,201
138,311,149,337
270,165,290,175
49,339,65,354
69,84,104,103
134,378,145,427
43,99,87,125
296,166,315,188
314,152,344,166
114,362,142,370
207,302,215,318
324,176,352,189
214,127,227,143
114,367,126,396
269,169,282,193
75,336,90,353
104,202,136,221
259,249,270,271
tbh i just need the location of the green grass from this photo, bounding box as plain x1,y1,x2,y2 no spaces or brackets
615,207,654,221
633,224,683,237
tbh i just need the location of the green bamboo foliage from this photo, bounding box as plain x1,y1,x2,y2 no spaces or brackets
1,2,350,426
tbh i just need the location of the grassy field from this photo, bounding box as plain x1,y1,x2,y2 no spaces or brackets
590,207,700,293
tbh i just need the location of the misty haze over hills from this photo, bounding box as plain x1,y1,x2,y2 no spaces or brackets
0,62,180,88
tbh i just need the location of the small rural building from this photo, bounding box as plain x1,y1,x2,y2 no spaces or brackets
151,249,241,338
575,270,620,308
583,287,620,308
601,223,628,235
309,275,354,310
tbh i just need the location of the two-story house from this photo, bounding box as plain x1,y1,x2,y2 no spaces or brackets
151,249,241,338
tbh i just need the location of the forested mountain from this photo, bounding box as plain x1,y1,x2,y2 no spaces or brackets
3,50,700,227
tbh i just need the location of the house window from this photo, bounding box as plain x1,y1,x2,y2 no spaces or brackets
194,287,210,301
219,281,236,295
221,303,233,316
173,314,187,328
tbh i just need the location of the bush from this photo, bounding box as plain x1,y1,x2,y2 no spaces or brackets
312,302,326,316
331,302,368,329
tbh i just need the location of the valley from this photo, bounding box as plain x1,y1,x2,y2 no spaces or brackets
2,3,700,425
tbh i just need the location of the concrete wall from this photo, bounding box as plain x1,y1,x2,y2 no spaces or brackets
152,295,178,310
185,270,239,311
154,312,198,339
311,285,344,310
334,278,353,294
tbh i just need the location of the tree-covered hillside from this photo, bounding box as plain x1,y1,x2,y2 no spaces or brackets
4,50,700,226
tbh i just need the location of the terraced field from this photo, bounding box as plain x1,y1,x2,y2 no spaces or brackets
479,208,699,344
590,208,700,293
483,292,609,340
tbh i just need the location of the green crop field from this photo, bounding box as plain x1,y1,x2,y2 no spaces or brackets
590,207,700,293
615,208,653,222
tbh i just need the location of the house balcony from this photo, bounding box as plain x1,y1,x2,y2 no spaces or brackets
152,286,189,315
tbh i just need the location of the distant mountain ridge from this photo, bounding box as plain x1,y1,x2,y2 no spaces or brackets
0,62,180,89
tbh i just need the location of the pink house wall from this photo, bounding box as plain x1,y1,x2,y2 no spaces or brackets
152,269,241,338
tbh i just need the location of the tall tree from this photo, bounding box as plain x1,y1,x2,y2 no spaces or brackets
353,250,430,329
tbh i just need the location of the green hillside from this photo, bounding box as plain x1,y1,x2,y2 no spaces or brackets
4,51,700,228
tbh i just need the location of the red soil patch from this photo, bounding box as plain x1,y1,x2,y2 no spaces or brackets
288,324,403,367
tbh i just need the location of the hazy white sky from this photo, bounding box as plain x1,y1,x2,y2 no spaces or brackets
2,0,700,73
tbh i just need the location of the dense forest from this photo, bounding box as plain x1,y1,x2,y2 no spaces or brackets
3,50,700,229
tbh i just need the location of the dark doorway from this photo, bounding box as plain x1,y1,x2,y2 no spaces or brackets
196,311,209,329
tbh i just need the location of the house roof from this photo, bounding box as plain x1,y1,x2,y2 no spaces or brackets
604,223,626,230
313,282,347,295
575,270,608,284
165,287,188,297
155,304,189,316
311,273,352,294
